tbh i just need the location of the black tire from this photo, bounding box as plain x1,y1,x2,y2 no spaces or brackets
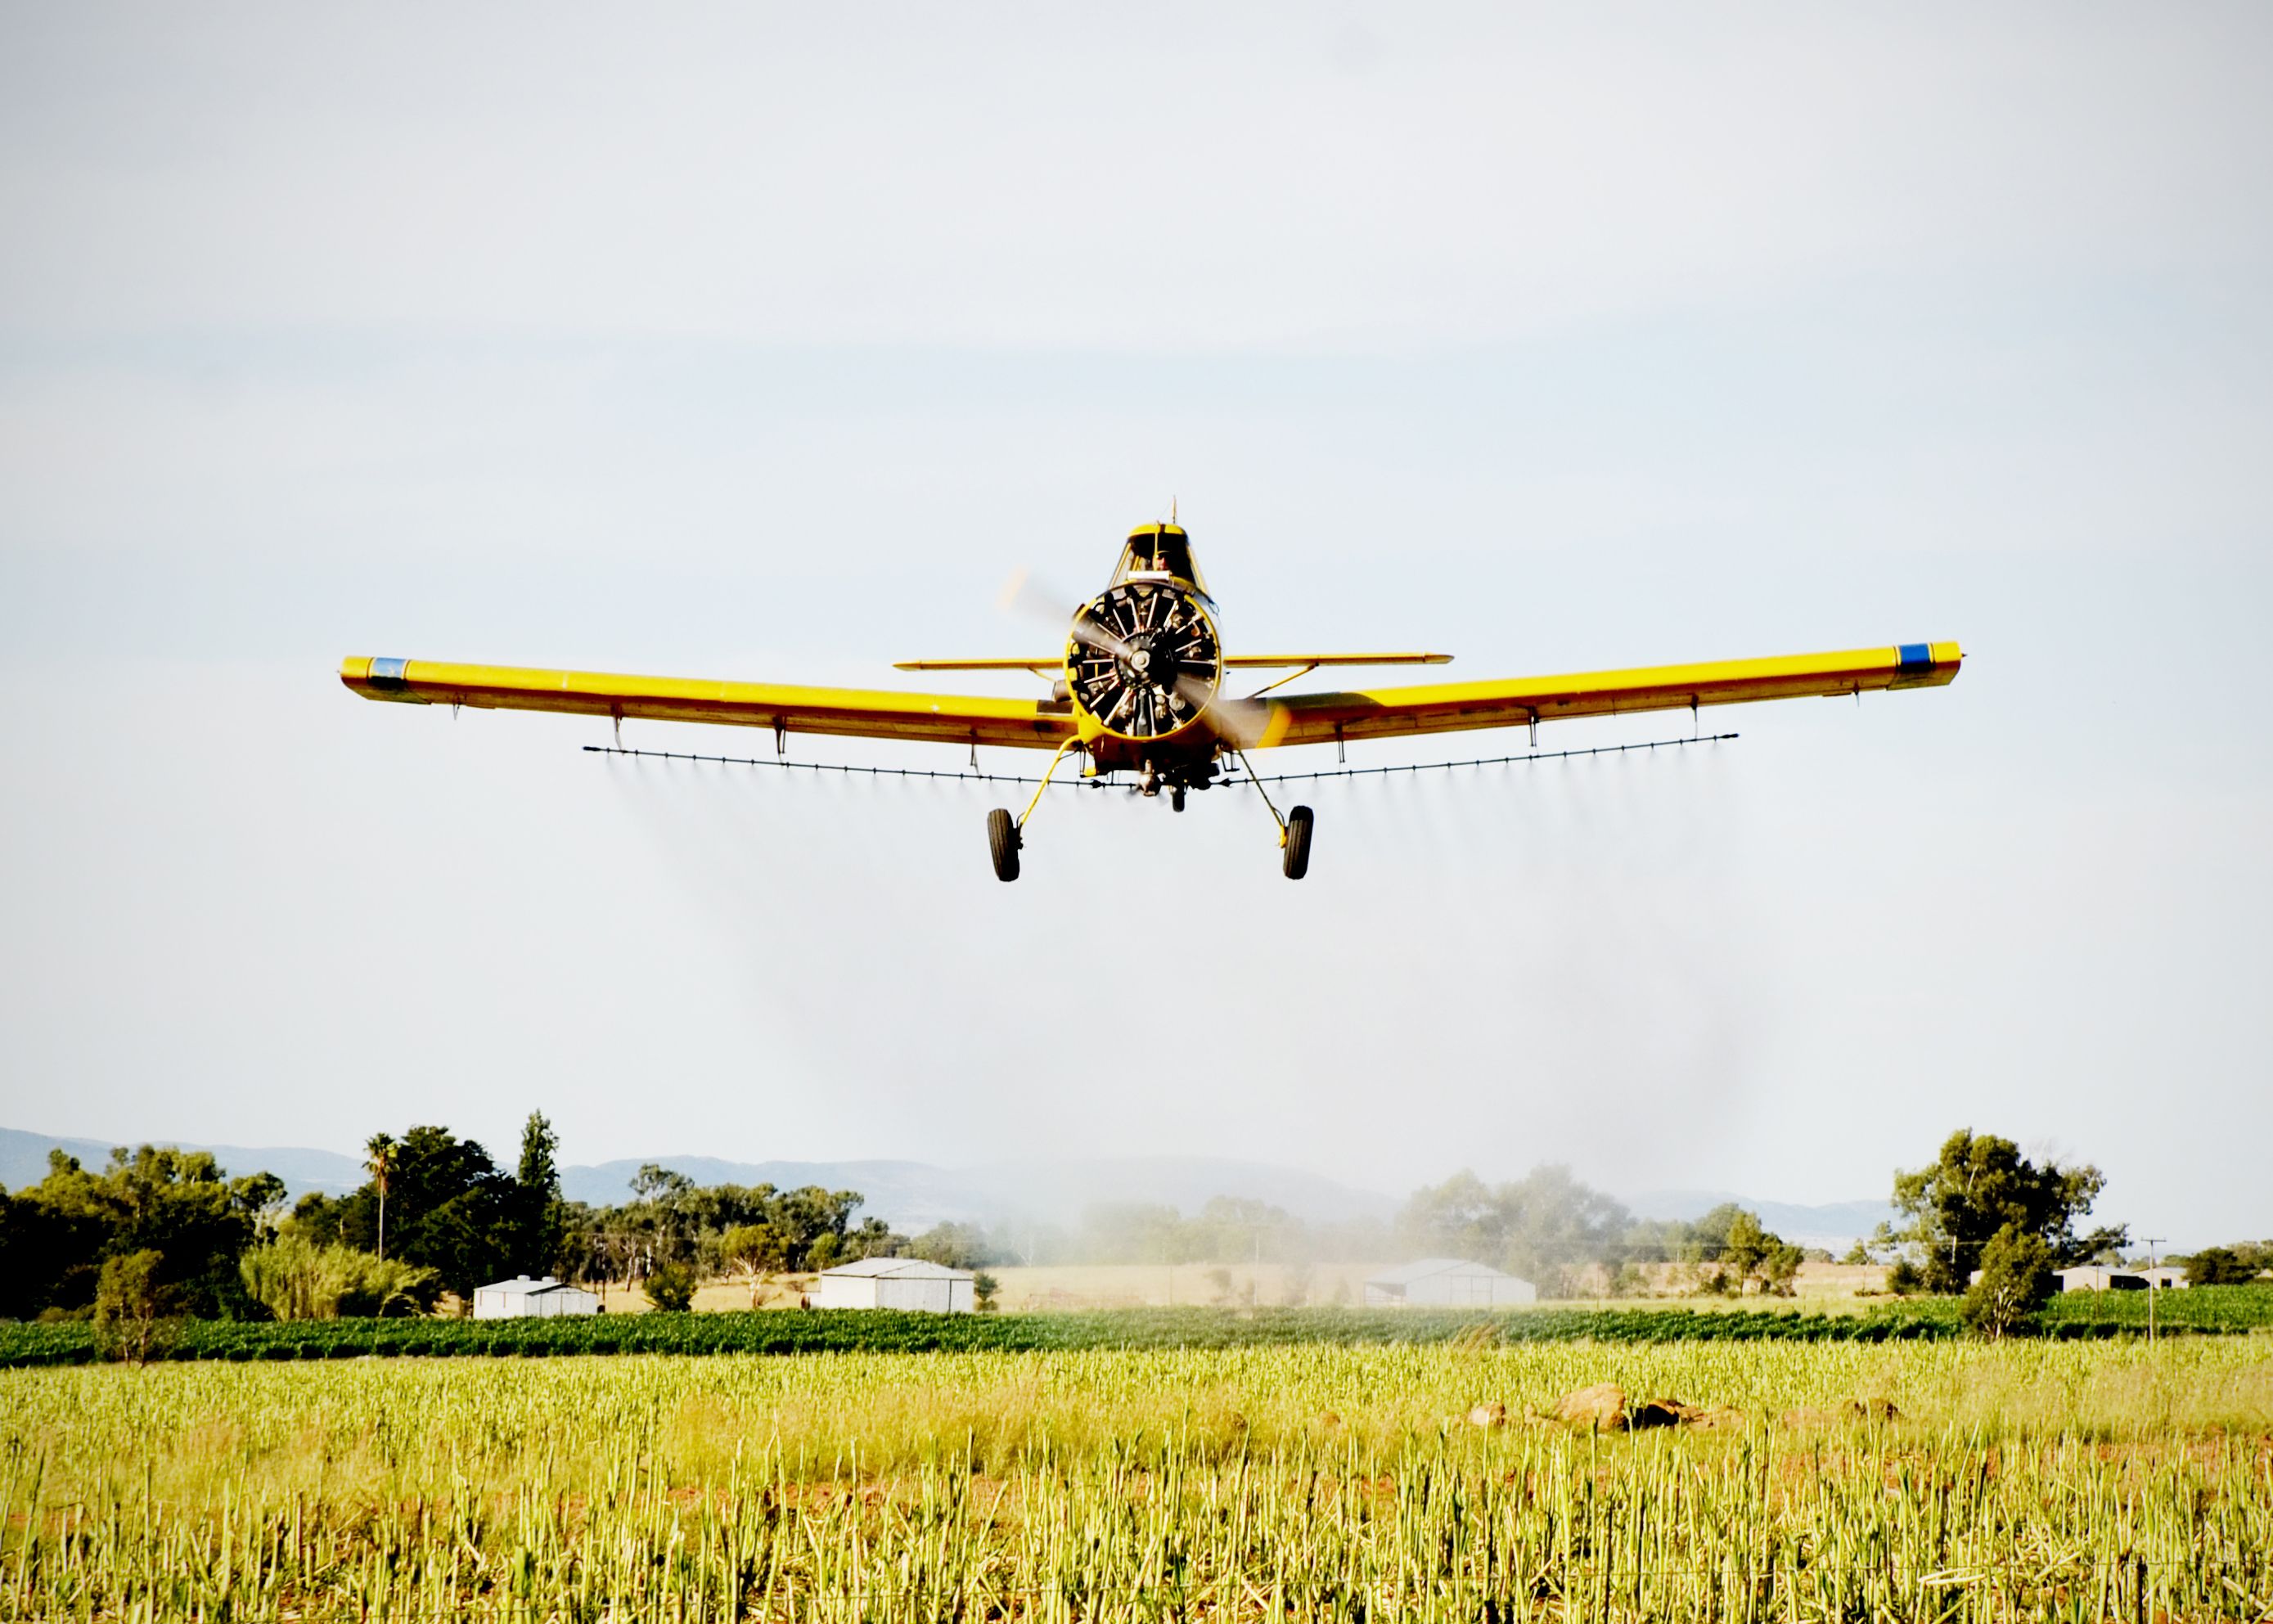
987,808,1021,882
1282,805,1314,880
1171,787,1186,813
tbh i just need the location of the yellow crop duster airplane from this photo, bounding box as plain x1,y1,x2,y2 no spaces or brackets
343,520,1962,881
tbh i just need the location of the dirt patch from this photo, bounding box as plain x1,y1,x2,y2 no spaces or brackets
1780,1397,1901,1429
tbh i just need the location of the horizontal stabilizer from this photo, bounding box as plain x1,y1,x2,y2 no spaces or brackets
893,653,1454,672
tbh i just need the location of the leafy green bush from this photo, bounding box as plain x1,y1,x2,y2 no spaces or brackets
643,1263,696,1313
238,1233,439,1320
1963,1226,2057,1340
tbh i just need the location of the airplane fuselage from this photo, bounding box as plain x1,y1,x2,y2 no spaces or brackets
1062,525,1232,793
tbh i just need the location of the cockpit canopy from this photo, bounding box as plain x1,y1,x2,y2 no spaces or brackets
1110,523,1211,601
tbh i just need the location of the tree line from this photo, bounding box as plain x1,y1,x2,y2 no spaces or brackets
0,1113,910,1325
3,1116,2262,1329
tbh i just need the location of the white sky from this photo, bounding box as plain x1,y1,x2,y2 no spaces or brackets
2,4,2268,1244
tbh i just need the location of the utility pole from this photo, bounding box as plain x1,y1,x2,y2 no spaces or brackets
2138,1236,2167,1343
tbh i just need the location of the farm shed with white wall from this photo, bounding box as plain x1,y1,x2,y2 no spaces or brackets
471,1275,601,1318
2052,1266,2189,1292
813,1257,975,1312
1966,1266,2191,1293
1365,1258,1537,1307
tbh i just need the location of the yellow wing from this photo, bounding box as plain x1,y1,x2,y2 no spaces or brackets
1253,641,1963,747
340,656,1077,750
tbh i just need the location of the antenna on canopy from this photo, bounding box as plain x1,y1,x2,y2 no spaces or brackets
1169,496,1178,524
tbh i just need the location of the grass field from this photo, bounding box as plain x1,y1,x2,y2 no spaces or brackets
3,1338,2269,1619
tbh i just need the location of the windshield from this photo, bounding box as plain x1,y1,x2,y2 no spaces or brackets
1115,527,1209,596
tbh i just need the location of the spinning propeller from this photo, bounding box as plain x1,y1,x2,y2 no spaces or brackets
1001,568,1275,748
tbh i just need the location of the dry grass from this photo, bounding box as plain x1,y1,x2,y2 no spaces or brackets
2,1339,2269,1617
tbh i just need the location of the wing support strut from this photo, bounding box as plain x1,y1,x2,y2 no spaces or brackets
1245,663,1320,700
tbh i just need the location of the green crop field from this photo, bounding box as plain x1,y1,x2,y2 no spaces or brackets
2041,1283,2273,1332
0,1302,1977,1368
4,1336,2270,1619
7,1287,2271,1370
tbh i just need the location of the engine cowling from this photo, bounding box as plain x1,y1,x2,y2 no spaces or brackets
1065,583,1222,741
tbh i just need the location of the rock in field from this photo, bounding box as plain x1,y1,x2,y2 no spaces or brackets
1553,1383,1629,1431
1627,1397,1693,1430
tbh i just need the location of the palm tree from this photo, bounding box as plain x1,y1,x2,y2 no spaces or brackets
365,1133,396,1262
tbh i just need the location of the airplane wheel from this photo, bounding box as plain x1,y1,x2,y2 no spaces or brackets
1171,787,1186,813
987,808,1021,882
1282,805,1313,880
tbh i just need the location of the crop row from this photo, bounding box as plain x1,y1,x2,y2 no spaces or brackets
0,1302,1960,1365
2041,1281,2273,1328
7,1289,2262,1367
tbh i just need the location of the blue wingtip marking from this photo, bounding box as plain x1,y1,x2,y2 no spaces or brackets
369,656,409,687
1897,642,1932,672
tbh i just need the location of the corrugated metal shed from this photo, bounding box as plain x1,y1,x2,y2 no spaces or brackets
1364,1258,1537,1307
813,1257,975,1312
471,1275,601,1319
2051,1265,2189,1292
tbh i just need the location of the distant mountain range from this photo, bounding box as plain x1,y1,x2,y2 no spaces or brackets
2,1127,1889,1247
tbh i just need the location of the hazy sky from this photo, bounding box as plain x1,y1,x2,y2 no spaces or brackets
3,5,2268,1244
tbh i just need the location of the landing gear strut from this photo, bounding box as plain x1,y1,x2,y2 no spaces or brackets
1228,745,1314,880
986,738,1080,883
